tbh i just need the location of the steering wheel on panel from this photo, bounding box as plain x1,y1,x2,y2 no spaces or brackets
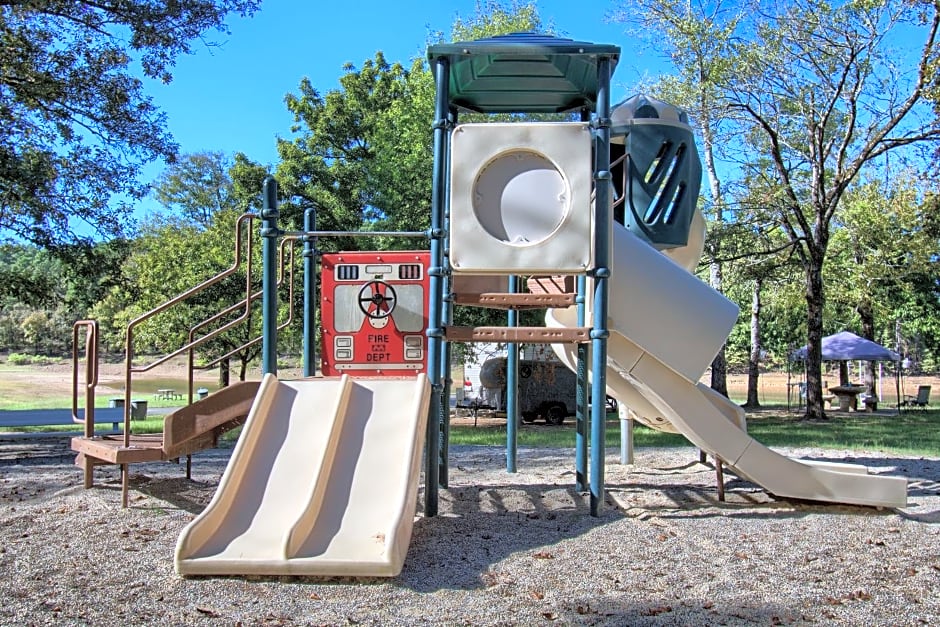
358,280,397,319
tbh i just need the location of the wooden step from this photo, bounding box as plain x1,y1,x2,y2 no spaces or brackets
444,326,591,343
452,292,576,309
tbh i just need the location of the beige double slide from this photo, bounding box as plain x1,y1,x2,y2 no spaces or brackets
175,374,430,577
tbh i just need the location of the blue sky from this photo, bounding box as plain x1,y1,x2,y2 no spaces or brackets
138,0,666,193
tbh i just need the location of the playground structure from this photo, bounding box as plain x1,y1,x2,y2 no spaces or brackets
69,33,907,579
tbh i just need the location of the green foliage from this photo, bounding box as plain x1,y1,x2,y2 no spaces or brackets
0,0,261,249
614,0,940,411
6,352,52,366
276,53,412,252
89,151,276,374
448,1,545,41
153,151,238,227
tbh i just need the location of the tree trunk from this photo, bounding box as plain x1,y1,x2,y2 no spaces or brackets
218,358,230,388
803,253,827,420
838,361,849,386
709,260,729,396
239,356,249,381
744,278,763,408
701,116,728,398
858,298,877,396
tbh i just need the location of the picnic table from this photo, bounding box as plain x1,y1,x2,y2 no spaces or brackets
829,384,867,411
155,388,183,401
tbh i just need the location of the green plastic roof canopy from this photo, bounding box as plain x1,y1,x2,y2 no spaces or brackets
427,32,620,113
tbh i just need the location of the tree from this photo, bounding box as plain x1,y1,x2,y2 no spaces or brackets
0,0,260,249
90,152,272,380
729,0,940,418
826,175,940,390
610,0,745,396
153,151,237,227
276,53,411,252
276,1,546,250
617,0,940,418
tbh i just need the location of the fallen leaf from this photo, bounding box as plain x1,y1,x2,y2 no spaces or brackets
641,605,672,616
196,606,220,617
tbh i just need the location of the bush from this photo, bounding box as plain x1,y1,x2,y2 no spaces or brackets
6,352,53,366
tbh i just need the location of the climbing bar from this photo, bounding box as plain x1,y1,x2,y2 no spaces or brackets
444,326,590,343
282,229,428,239
451,292,576,309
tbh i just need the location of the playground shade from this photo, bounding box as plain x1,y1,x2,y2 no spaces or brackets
548,221,907,509
175,374,431,576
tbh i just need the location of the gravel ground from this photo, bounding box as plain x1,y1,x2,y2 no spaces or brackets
0,436,938,626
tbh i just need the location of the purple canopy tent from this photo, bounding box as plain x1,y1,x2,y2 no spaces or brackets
789,331,901,411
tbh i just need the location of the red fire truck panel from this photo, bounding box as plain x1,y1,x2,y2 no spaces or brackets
321,251,430,377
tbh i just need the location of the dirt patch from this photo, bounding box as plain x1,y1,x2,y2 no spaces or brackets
2,356,936,411
0,358,277,408
0,437,937,625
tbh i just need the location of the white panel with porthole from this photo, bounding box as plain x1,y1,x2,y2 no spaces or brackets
449,122,593,274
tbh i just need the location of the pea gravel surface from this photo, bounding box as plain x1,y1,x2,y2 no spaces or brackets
0,435,937,626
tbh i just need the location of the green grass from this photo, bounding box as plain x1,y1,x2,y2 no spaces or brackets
0,396,190,411
446,408,940,457
4,405,938,458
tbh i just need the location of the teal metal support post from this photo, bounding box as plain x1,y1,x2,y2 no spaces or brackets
439,108,457,489
575,274,589,492
302,207,317,377
425,57,450,517
506,274,520,473
261,176,280,376
440,277,452,488
590,57,613,517
576,108,591,492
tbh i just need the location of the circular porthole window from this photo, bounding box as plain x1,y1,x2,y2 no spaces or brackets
471,150,569,246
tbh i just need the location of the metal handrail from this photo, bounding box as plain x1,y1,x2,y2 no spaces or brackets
71,320,99,438
184,236,300,401
121,213,257,446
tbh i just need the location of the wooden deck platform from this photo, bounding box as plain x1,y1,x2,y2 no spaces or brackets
71,433,166,465
70,380,260,507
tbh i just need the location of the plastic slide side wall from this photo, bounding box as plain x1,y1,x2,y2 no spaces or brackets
175,373,431,577
549,222,907,508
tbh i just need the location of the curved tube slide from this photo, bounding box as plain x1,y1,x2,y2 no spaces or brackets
549,222,907,508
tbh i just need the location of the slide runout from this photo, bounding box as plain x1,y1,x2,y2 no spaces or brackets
176,374,431,577
283,376,355,559
283,376,430,576
381,375,432,572
284,375,431,573
626,328,906,507
176,374,351,566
